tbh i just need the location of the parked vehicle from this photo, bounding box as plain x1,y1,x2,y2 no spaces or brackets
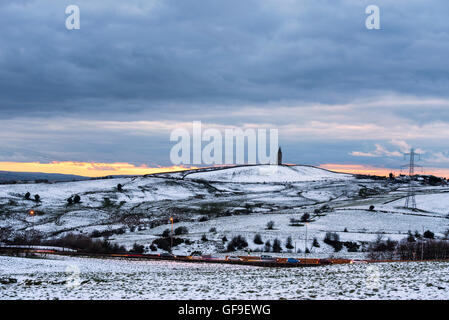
201,255,220,260
287,258,299,264
160,252,176,259
189,253,202,260
226,256,242,261
260,255,277,262
318,258,332,265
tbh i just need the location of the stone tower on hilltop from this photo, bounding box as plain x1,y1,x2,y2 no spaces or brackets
277,147,282,165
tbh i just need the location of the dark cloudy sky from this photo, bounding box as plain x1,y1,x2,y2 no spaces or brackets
1,0,449,171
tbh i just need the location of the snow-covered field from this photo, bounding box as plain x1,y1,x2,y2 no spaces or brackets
1,255,448,300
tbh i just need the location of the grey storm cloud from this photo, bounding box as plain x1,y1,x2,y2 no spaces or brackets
1,0,449,168
0,0,448,118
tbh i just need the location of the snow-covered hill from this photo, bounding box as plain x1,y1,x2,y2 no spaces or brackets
183,165,351,183
0,165,448,258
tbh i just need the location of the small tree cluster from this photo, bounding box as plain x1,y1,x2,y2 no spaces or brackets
324,232,342,252
227,235,248,252
266,221,275,230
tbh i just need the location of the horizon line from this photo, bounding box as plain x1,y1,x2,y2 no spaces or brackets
0,161,448,179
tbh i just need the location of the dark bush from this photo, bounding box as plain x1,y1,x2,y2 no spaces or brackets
266,221,275,230
198,216,209,222
131,243,145,254
253,234,263,245
222,236,228,242
423,230,435,239
73,195,81,204
300,213,310,223
285,236,294,249
117,184,123,192
67,197,73,205
89,228,126,239
272,238,282,253
34,194,40,202
152,237,183,252
209,227,217,233
344,241,360,252
312,238,320,248
264,240,271,252
369,205,375,211
174,226,188,235
201,234,208,242
162,229,171,237
24,192,31,200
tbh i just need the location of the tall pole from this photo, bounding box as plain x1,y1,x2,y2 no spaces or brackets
403,148,421,210
29,210,35,248
304,222,308,259
421,226,424,260
169,217,174,252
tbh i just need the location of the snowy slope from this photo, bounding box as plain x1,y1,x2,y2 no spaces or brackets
382,192,449,216
184,165,352,183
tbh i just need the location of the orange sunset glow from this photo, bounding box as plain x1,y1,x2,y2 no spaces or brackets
0,161,197,178
0,161,448,179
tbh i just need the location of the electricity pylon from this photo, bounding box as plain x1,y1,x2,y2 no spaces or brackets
402,148,422,210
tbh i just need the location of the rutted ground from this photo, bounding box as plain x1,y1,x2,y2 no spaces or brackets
0,255,448,300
